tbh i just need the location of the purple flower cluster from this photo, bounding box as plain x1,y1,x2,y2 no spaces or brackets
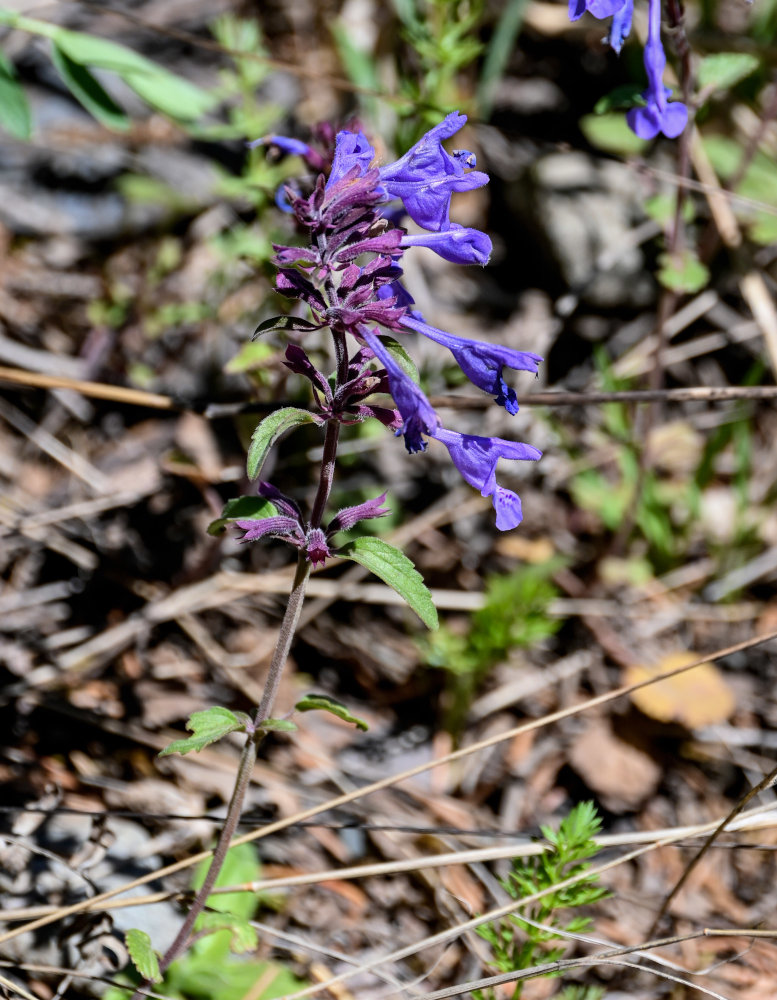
236,482,390,566
572,0,687,139
257,113,542,532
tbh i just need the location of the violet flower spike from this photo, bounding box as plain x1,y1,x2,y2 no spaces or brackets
400,224,493,267
360,327,440,453
433,428,542,531
378,112,489,232
626,0,688,139
401,315,543,415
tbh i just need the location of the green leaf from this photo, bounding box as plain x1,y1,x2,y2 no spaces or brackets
125,929,162,984
192,843,262,922
53,30,163,73
246,407,321,480
579,113,647,156
0,51,31,139
295,693,369,731
224,341,276,374
54,29,215,120
51,43,129,131
258,717,298,732
379,336,419,382
336,536,438,629
643,193,695,226
253,315,323,336
159,707,246,757
593,83,645,114
122,68,214,121
657,249,710,293
697,52,760,93
207,496,277,535
749,212,777,246
196,912,258,954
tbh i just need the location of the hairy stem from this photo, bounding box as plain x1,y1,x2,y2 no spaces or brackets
131,554,311,994
154,732,259,978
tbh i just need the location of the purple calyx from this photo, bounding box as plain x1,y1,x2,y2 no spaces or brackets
236,482,391,566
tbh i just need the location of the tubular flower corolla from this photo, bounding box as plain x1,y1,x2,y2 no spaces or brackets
626,0,688,139
401,315,542,415
432,428,542,530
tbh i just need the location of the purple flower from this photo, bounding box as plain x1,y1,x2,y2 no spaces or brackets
360,327,439,453
249,135,310,156
433,428,542,530
401,315,542,415
378,112,489,232
327,130,377,188
400,224,493,267
305,527,331,567
568,0,627,20
248,135,328,173
606,0,633,52
626,0,688,139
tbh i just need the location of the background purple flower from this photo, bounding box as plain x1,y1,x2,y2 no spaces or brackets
626,0,687,138
568,0,627,21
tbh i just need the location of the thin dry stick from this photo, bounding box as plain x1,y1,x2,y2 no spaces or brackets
3,802,775,922
418,954,734,1000
4,363,777,413
0,973,41,1000
2,626,776,951
0,963,171,1000
650,761,777,934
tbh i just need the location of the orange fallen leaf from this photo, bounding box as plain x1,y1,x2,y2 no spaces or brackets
626,651,735,729
570,720,661,811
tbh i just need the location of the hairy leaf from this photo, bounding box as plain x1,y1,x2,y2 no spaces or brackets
207,496,277,536
379,336,419,382
295,693,369,731
246,407,321,480
125,929,162,984
336,536,438,629
258,717,298,732
196,912,258,954
159,707,246,757
253,315,323,338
